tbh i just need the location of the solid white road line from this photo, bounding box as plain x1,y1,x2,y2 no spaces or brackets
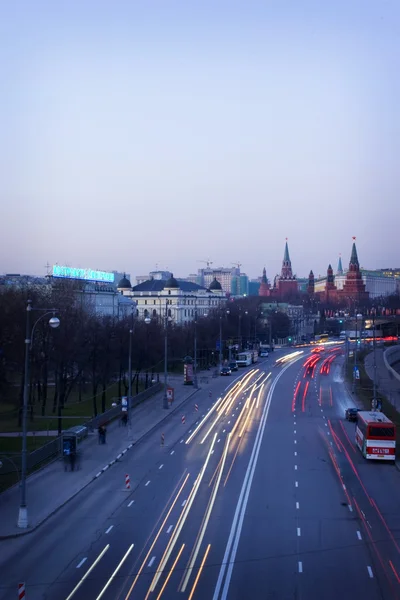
128,500,134,507
148,556,156,567
298,561,303,573
367,566,374,578
76,558,87,569
167,525,173,534
105,525,113,534
145,480,150,486
357,531,362,540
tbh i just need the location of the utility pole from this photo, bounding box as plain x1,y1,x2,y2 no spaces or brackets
372,311,378,411
193,305,198,388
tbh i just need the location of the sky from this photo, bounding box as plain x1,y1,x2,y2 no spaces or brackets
1,0,399,281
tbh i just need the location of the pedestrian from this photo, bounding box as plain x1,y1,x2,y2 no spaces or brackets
70,450,76,472
122,413,128,426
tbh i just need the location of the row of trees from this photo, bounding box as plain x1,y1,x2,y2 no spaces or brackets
0,282,291,426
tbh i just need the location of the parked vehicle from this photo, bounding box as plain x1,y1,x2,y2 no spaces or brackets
220,367,232,376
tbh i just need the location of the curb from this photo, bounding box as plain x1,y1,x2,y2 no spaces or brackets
0,388,201,541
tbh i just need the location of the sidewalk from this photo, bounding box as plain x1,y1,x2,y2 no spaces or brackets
364,348,400,410
0,372,219,539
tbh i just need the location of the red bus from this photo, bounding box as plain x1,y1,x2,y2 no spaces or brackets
355,411,396,461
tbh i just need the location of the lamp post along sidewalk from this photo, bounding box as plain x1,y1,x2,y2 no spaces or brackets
18,300,60,529
162,301,171,409
193,307,198,388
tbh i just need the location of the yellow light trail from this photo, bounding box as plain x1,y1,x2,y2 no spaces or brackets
181,434,230,591
155,544,185,600
188,544,211,600
147,434,217,595
124,473,190,599
256,382,265,408
200,371,259,445
239,398,256,438
65,545,110,600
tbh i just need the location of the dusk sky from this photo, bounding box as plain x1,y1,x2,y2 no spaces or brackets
1,1,399,281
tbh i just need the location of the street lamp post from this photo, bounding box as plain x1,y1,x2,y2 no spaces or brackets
219,316,223,372
127,306,134,408
18,300,60,529
193,305,198,389
372,311,378,411
352,312,363,394
162,301,171,409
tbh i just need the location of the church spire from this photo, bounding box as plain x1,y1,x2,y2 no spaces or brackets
337,254,343,275
283,239,290,263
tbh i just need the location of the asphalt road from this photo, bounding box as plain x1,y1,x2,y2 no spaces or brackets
2,346,400,600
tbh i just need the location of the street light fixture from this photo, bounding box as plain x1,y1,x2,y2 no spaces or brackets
18,300,60,529
352,312,363,394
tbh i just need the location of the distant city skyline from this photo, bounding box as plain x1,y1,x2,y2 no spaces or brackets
1,2,399,278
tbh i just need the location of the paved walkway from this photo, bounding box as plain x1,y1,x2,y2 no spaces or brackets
364,348,400,411
0,372,221,539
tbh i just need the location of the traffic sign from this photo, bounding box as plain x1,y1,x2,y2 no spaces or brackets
167,387,174,403
122,396,128,407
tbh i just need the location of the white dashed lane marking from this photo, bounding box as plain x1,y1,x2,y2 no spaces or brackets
148,556,156,567
167,525,173,534
159,464,164,470
297,528,301,537
145,480,151,487
296,502,299,509
170,450,175,455
357,531,362,540
76,558,87,569
298,561,303,573
105,525,113,534
367,566,374,578
128,500,134,507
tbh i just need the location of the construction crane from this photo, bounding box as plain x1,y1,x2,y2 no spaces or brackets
198,259,213,268
231,262,242,269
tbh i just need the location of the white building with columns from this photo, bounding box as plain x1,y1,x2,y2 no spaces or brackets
117,274,225,324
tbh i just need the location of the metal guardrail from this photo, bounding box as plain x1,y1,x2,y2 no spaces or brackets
85,382,163,431
0,382,163,478
384,345,400,384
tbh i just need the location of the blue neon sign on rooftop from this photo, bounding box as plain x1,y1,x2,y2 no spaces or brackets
52,265,115,283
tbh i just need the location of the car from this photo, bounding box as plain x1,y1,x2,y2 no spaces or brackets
260,351,269,357
220,367,232,376
229,361,238,371
345,407,359,422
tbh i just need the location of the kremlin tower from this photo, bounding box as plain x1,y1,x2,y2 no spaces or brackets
258,267,270,297
273,240,298,300
339,239,369,305
307,270,315,296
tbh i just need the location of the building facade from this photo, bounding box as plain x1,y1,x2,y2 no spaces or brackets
118,274,225,324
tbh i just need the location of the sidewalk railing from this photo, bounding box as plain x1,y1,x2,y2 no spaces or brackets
0,382,163,478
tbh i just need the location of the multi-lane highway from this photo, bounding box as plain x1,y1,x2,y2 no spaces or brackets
1,346,400,600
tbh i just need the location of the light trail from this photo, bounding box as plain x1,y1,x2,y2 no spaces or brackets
146,434,217,595
124,473,190,598
96,545,134,600
188,544,211,600
181,436,230,591
155,544,185,600
65,545,110,600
